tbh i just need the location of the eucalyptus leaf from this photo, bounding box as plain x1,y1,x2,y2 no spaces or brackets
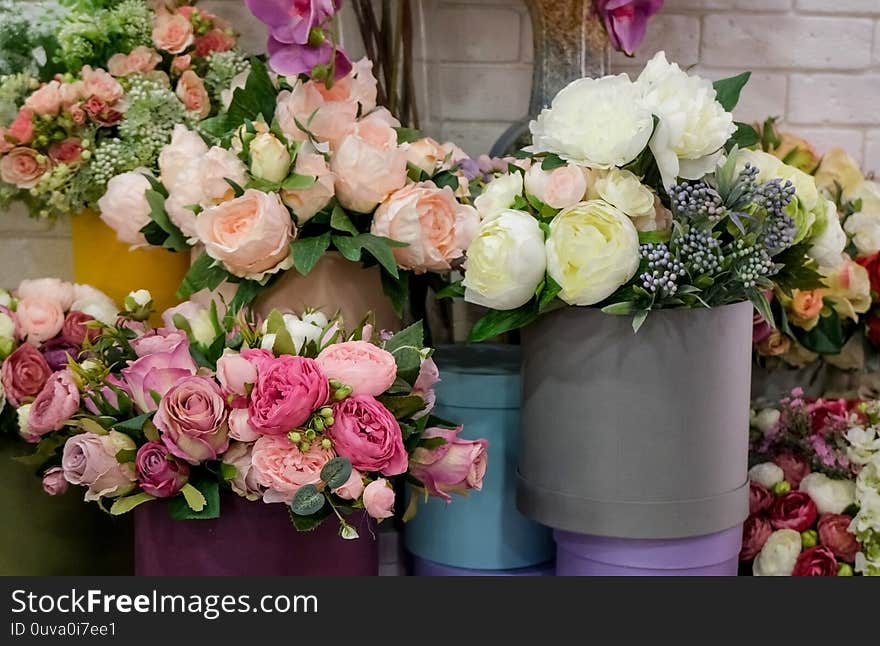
180,482,207,512
290,484,326,516
320,457,352,489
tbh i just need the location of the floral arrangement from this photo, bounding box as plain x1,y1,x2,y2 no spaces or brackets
1,282,487,537
455,52,826,341
743,390,880,576
0,0,247,220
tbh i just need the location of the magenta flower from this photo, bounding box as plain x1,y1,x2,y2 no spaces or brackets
595,0,664,56
267,35,352,80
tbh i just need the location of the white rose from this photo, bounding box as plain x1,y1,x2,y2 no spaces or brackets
250,132,291,184
753,529,802,576
524,163,587,210
16,278,76,311
546,200,640,306
463,209,547,311
474,173,524,221
70,285,118,324
751,408,781,435
808,199,846,268
588,169,656,228
856,460,880,494
528,74,653,169
799,472,856,514
17,403,32,441
637,52,736,187
844,212,880,257
159,125,208,192
847,427,880,467
97,171,153,247
283,314,325,352
748,462,785,488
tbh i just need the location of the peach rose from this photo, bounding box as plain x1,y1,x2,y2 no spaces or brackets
281,148,335,224
107,46,162,77
0,128,12,154
331,110,408,213
251,435,335,504
24,81,63,117
787,289,824,330
822,259,871,322
158,124,208,191
16,297,64,345
7,109,34,145
313,57,378,114
81,66,124,105
176,70,210,118
405,137,447,176
276,81,358,149
48,138,83,165
195,189,294,280
171,54,192,74
371,181,479,273
59,81,85,107
152,12,194,54
0,148,51,189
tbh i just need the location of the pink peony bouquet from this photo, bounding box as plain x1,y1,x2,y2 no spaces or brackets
743,390,880,576
4,288,487,538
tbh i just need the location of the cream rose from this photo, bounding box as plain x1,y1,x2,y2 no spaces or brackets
588,168,656,230
281,147,335,224
474,172,524,221
527,74,653,169
195,189,294,281
152,12,194,54
176,70,210,119
546,200,640,306
97,171,153,247
815,148,864,198
249,132,291,184
463,209,546,310
371,181,479,274
524,163,588,210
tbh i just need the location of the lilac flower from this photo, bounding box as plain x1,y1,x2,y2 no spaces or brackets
595,0,664,56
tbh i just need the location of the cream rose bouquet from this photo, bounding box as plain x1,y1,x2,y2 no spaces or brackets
458,52,826,341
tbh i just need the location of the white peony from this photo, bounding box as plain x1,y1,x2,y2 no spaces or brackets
545,200,640,306
16,278,76,311
844,212,880,257
748,462,785,488
158,125,209,192
588,169,656,226
636,52,736,187
474,173,524,221
97,171,153,247
807,199,846,268
846,427,880,466
799,472,856,515
463,209,547,311
751,408,781,435
753,529,802,576
527,74,654,169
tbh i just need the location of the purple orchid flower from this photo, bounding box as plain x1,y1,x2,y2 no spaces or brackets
267,35,352,80
595,0,664,56
245,0,342,45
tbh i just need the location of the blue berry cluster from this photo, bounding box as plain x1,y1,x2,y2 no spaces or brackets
639,243,685,296
669,181,726,224
674,229,723,276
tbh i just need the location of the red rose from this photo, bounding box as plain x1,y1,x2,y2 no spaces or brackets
0,343,52,406
740,515,773,561
770,491,818,532
194,28,235,57
773,453,811,488
868,314,880,349
817,514,860,563
749,481,774,515
792,545,838,576
856,253,880,298
61,311,98,346
48,137,83,164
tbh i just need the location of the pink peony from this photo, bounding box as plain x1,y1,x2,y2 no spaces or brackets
135,441,190,498
1,344,52,406
817,514,859,563
328,395,407,476
769,491,818,532
154,376,229,465
409,426,488,502
120,332,198,412
16,297,64,345
362,478,395,519
0,147,51,189
740,515,772,561
26,370,80,439
61,431,136,501
251,435,334,503
315,341,397,398
248,355,329,435
42,467,68,496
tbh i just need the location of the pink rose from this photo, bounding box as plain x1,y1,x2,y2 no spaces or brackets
48,138,83,165
740,515,773,561
228,408,261,442
216,349,258,399
0,127,12,154
7,108,34,144
126,46,162,76
331,110,408,213
773,453,811,488
412,357,439,416
154,375,229,465
16,278,75,311
129,329,189,358
135,441,190,498
42,467,68,496
25,80,63,116
276,81,358,148
59,81,85,107
251,435,334,503
61,431,136,501
97,170,152,247
1,147,51,189
817,514,859,562
172,54,192,74
194,28,236,57
223,441,263,500
792,545,838,576
749,481,774,515
280,148,336,224
152,13,194,54
409,426,488,502
248,355,329,435
372,181,479,274
329,395,407,476
1,344,52,406
195,189,294,280
362,478,395,519
524,163,588,210
81,66,124,105
332,468,365,500
769,491,818,532
107,53,134,77
27,369,80,438
315,341,397,398
16,297,64,344
121,333,198,412
176,70,210,118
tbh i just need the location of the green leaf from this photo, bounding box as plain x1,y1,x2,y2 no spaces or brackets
749,288,776,331
220,463,238,480
291,232,332,276
14,435,66,468
385,321,424,355
385,321,424,384
143,189,189,252
632,310,650,333
434,280,465,300
638,230,671,245
601,301,637,316
288,504,331,532
793,309,845,355
419,436,447,450
177,252,229,300
320,457,352,489
168,479,220,520
290,484,326,516
330,205,359,235
714,71,751,111
538,276,562,312
281,173,316,190
180,483,207,512
541,154,567,170
380,268,409,319
265,309,297,355
112,412,153,433
200,58,276,138
109,492,155,516
115,448,137,463
358,234,403,278
394,127,422,144
226,178,245,198
726,122,760,152
433,171,459,192
228,280,263,314
332,234,363,262
376,394,426,420
468,304,538,343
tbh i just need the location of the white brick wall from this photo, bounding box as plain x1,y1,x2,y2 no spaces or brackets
5,0,880,284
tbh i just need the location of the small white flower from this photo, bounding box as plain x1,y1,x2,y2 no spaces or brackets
282,314,324,352
260,333,277,351
125,289,153,310
748,462,785,488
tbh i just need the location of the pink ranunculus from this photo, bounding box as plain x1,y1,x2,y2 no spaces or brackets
176,70,210,118
223,441,263,500
792,545,838,576
135,441,190,498
371,181,479,274
16,297,64,345
332,468,365,500
595,0,664,56
228,408,261,442
7,108,34,145
42,467,68,496
25,80,63,116
120,333,198,412
769,491,818,532
251,434,334,503
48,138,83,165
773,453,811,488
16,277,75,311
152,12,195,54
749,481,774,515
315,341,397,398
129,328,189,358
409,426,488,502
154,376,229,465
328,395,407,476
61,431,136,501
194,28,236,57
248,355,329,435
362,478,394,519
0,147,51,189
216,349,258,399
740,515,773,561
61,311,98,346
241,347,275,372
27,369,80,438
817,514,859,563
1,344,52,406
81,66,124,105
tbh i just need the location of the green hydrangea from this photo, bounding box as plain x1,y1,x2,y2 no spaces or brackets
0,73,38,123
55,0,154,72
